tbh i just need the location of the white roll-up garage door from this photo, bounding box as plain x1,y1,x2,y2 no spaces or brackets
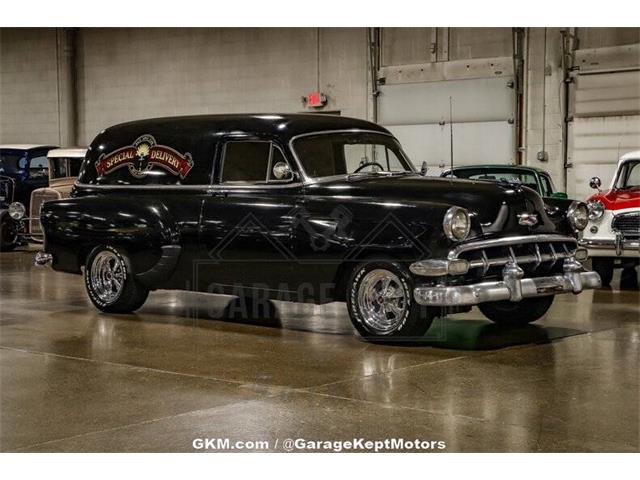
567,45,640,201
377,58,516,176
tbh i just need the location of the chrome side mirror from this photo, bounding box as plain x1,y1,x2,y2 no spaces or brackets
589,176,602,191
272,161,292,181
420,161,428,176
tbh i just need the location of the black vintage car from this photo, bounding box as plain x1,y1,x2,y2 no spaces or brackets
1,144,57,250
37,114,600,340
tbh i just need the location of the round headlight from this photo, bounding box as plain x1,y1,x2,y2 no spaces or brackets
443,206,471,241
567,201,589,231
8,202,26,220
587,199,605,220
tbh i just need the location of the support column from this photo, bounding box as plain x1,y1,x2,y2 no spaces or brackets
55,27,77,146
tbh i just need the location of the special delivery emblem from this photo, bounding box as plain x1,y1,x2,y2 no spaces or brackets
95,135,194,179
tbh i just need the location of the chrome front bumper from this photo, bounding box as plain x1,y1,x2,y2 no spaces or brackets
414,257,601,307
580,235,640,257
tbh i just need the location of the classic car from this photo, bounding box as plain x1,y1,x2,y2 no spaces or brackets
28,148,87,242
1,144,57,251
581,151,640,286
441,165,575,232
36,114,601,341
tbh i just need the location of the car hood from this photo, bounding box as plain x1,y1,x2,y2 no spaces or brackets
306,174,557,231
589,188,640,211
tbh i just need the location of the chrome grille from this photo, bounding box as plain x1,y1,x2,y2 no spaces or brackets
450,235,578,278
612,212,640,237
29,189,60,238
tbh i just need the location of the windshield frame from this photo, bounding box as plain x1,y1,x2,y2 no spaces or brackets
289,129,416,183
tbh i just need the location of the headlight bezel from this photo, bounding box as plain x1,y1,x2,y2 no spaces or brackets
587,199,605,221
8,202,26,221
567,201,589,231
443,206,471,241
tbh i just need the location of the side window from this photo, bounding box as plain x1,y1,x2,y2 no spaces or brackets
69,159,82,177
540,174,554,196
51,159,68,178
221,142,292,184
221,142,270,183
29,155,49,179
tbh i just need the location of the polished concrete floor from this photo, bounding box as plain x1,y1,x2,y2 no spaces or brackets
0,248,638,452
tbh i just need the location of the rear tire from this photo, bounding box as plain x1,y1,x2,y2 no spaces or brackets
592,257,614,287
84,245,149,313
479,296,554,326
346,260,436,341
0,215,18,252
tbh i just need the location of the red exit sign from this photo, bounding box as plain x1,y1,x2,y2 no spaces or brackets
306,91,327,108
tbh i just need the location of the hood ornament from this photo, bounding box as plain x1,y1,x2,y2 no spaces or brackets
518,212,539,226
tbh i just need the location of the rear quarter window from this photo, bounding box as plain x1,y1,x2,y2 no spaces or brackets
79,131,214,186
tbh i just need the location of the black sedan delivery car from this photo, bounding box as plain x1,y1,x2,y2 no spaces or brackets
37,114,600,341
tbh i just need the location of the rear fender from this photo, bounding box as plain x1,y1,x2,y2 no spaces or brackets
41,195,179,274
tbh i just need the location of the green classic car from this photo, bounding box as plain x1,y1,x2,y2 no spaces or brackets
441,164,574,231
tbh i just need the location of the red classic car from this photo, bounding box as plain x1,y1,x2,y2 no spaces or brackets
581,151,640,286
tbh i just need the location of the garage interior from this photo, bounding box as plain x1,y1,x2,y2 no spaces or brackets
1,27,639,452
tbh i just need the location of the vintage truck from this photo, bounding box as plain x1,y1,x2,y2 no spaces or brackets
36,114,600,340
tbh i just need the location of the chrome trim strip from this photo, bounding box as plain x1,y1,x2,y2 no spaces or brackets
74,182,304,191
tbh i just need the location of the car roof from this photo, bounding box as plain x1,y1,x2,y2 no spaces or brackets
47,147,87,158
101,114,390,142
445,164,549,174
620,150,640,162
0,144,58,151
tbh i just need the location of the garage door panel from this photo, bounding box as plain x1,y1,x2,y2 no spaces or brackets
567,115,640,199
378,77,514,126
388,121,515,175
573,71,640,117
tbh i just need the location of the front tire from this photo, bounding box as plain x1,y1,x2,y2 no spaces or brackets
592,257,614,287
0,215,18,252
346,260,436,341
84,245,149,313
479,296,554,326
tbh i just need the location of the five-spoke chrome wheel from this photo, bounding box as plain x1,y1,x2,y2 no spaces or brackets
90,250,126,304
356,269,408,335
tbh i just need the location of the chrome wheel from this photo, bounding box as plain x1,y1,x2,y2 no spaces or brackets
357,269,408,335
90,250,126,304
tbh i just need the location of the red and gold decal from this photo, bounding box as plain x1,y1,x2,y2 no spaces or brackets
95,134,193,179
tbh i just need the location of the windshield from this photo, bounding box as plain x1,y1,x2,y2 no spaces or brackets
292,132,414,179
448,168,540,192
0,150,28,176
615,160,640,189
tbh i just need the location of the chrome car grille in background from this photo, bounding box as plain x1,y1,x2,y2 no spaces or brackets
29,189,61,238
451,235,578,278
612,212,640,238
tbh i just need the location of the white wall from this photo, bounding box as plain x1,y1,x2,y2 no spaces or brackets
0,28,61,145
76,28,368,144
